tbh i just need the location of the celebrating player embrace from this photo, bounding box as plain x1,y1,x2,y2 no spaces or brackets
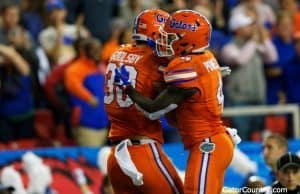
114,10,238,194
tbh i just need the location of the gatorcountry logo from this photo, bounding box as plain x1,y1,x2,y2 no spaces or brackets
169,19,197,31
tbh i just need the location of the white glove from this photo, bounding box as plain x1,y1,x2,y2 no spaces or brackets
221,66,231,77
226,127,241,145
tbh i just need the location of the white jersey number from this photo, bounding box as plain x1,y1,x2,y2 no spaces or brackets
217,72,224,111
104,63,137,107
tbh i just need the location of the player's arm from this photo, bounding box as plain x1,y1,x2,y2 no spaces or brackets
115,65,197,118
115,64,198,119
125,84,197,113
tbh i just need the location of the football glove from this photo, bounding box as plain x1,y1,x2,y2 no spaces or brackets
114,65,132,86
221,66,231,77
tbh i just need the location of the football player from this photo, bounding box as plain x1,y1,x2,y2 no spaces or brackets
104,9,183,194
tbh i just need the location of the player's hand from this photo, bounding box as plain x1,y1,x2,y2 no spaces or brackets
226,127,241,145
114,65,131,86
220,66,231,77
114,69,122,85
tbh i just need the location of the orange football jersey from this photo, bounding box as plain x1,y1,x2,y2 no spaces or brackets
104,44,167,143
164,50,226,148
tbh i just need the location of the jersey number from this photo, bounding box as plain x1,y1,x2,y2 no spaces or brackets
104,63,137,107
217,72,224,110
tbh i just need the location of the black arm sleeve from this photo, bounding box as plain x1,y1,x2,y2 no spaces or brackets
125,84,198,113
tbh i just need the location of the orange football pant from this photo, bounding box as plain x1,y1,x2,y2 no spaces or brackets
107,142,184,194
184,132,234,194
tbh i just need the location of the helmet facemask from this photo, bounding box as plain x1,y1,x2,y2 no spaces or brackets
155,26,179,57
131,9,170,54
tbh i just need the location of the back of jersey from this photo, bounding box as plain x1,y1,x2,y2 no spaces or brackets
104,44,165,143
164,50,226,148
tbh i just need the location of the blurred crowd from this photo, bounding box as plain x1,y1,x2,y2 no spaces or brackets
0,0,300,148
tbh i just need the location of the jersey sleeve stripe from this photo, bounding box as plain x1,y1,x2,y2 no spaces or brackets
164,72,197,82
165,68,195,75
167,77,198,85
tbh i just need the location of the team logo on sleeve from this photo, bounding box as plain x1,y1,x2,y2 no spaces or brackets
199,142,215,153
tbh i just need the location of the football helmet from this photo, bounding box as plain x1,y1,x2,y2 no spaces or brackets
156,10,212,57
132,9,169,49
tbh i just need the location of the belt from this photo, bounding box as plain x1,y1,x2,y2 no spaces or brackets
111,138,155,146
